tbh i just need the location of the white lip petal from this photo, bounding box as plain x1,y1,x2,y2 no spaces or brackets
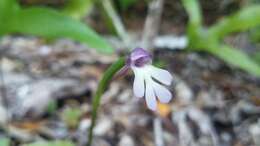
153,82,172,103
149,66,173,86
145,79,157,110
132,67,145,98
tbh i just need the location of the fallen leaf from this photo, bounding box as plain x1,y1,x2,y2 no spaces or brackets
156,102,172,118
250,96,260,106
11,121,45,132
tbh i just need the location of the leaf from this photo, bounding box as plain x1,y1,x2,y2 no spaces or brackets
0,0,19,34
5,7,114,53
0,138,10,146
23,140,75,146
253,51,260,65
249,27,260,43
62,0,93,19
47,100,57,114
156,102,171,118
118,0,137,10
181,0,202,28
209,5,260,40
61,107,82,129
207,45,260,77
181,0,204,48
250,96,260,106
0,0,19,15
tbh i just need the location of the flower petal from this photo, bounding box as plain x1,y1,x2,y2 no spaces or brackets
130,48,151,61
145,79,157,110
153,82,172,103
149,66,173,86
132,67,145,98
129,48,152,67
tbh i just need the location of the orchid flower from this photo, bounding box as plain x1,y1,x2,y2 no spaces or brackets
87,48,173,146
124,48,173,110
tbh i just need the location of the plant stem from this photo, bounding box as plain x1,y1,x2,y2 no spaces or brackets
87,57,125,146
96,0,130,47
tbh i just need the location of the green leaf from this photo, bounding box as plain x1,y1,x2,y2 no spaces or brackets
181,0,202,29
6,7,114,53
23,140,75,146
118,0,137,10
253,51,260,64
62,0,93,19
46,100,57,114
0,0,19,14
249,27,260,42
61,107,82,129
181,0,204,48
182,0,260,77
209,5,260,40
0,138,10,146
207,45,260,77
0,0,19,34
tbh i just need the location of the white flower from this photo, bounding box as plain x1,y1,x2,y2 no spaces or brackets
127,48,173,110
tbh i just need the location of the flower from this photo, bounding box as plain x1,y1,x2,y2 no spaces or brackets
126,48,173,110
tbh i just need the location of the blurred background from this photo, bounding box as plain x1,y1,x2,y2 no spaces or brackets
0,0,260,146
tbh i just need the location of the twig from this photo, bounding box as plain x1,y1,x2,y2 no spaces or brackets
0,48,10,126
106,35,187,51
0,50,8,109
142,0,164,49
154,117,165,146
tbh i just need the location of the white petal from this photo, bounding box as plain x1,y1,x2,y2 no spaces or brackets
132,67,145,98
145,79,157,110
149,65,173,86
152,82,172,103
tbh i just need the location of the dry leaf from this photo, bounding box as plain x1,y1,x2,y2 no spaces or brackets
156,102,171,118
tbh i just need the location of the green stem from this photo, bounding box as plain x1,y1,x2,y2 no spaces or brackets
181,0,202,30
96,0,130,47
87,57,125,146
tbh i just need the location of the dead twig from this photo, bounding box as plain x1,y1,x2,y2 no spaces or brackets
0,47,9,125
154,117,165,146
0,49,8,109
107,35,187,51
142,0,165,49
